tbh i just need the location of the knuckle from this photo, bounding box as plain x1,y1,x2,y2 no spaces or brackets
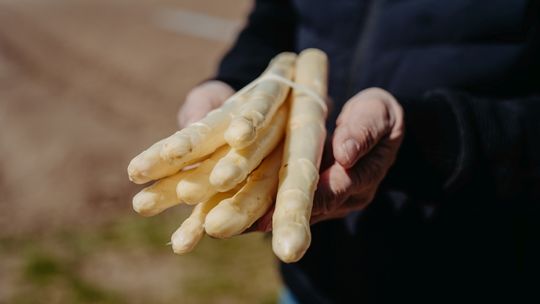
314,188,336,216
342,96,361,113
186,87,206,102
354,125,377,151
349,160,385,191
348,167,369,190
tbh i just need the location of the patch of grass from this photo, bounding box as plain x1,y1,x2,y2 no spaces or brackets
24,252,62,284
50,208,190,256
16,249,123,304
177,233,280,303
5,209,280,304
69,275,121,303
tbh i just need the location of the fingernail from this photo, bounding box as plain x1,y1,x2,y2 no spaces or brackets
341,139,359,166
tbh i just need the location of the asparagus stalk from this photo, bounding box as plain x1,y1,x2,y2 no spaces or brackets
171,188,240,254
127,52,296,184
176,146,229,205
132,170,187,217
209,104,287,192
272,49,328,263
204,144,283,238
224,53,296,149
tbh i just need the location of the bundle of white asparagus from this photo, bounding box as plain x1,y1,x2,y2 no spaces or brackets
127,49,328,263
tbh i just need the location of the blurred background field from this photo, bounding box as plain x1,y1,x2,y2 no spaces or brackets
0,0,281,303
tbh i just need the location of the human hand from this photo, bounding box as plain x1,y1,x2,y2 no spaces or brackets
311,87,404,222
251,88,404,231
177,80,235,128
177,84,403,230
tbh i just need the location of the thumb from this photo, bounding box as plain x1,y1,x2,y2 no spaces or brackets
332,100,389,169
177,81,235,129
179,101,214,128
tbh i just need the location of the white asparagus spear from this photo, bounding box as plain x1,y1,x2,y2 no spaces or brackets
126,94,240,185
128,53,296,184
272,49,328,263
224,53,296,149
204,144,283,238
132,170,188,217
127,137,170,184
209,104,287,192
176,146,229,205
171,188,239,254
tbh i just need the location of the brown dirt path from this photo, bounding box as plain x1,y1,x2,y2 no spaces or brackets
0,1,281,303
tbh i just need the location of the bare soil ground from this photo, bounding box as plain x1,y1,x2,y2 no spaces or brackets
0,0,281,303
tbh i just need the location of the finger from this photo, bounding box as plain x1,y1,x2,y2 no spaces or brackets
312,145,387,217
312,140,398,220
312,161,353,217
178,102,215,129
332,101,390,169
177,81,235,129
310,208,349,225
310,195,369,225
332,87,403,169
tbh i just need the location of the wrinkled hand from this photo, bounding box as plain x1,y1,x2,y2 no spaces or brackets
252,88,404,231
311,87,404,223
177,80,235,128
178,84,404,230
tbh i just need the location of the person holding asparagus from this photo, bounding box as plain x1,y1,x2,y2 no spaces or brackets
174,0,540,303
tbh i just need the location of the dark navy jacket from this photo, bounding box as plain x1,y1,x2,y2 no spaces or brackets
215,1,540,303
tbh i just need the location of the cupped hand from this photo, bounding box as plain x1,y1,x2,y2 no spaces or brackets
311,87,404,223
178,84,404,231
252,88,404,231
